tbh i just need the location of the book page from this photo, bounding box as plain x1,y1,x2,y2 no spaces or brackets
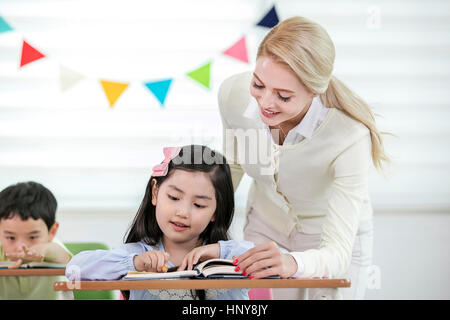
195,259,233,272
123,269,198,280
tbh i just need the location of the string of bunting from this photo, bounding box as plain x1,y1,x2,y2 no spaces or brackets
0,6,279,108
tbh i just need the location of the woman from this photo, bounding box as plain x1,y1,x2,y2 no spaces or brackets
218,16,388,300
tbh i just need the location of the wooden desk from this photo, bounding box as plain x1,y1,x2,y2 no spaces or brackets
54,278,350,300
54,278,350,291
0,268,66,277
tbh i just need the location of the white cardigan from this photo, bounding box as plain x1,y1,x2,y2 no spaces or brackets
218,72,373,278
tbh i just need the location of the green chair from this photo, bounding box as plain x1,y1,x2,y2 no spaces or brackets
64,242,116,300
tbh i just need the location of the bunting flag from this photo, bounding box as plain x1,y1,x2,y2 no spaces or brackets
20,40,46,68
186,61,211,89
223,36,249,63
9,6,280,108
59,65,84,91
256,6,279,28
144,79,173,107
100,80,129,107
0,16,13,33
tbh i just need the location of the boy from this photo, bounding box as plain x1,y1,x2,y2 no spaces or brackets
0,181,72,299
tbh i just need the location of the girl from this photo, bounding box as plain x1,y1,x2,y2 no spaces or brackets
66,145,254,300
218,16,389,299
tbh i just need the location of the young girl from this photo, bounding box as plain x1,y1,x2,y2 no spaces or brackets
66,145,254,300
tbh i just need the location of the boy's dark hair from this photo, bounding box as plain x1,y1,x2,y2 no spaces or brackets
123,145,235,300
0,181,57,231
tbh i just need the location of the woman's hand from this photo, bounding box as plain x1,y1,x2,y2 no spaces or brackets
133,250,169,272
178,243,220,271
234,241,298,279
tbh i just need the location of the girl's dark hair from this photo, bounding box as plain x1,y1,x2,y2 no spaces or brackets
122,145,234,300
0,181,57,231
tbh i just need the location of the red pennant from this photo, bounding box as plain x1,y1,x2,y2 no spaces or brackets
20,40,46,68
223,36,249,63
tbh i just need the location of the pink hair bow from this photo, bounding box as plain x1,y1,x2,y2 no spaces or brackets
152,147,182,177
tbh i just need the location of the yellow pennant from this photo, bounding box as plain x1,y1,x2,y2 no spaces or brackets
100,80,129,107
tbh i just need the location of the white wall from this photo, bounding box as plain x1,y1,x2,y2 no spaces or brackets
1,0,449,299
366,212,450,299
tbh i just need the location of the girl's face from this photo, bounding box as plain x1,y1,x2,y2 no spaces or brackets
151,169,217,249
250,56,317,128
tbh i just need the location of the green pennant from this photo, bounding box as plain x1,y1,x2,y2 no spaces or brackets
186,61,211,89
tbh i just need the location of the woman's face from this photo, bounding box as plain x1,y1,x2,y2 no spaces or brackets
250,56,316,128
151,169,217,249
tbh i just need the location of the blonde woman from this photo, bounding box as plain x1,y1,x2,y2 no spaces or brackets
218,16,388,300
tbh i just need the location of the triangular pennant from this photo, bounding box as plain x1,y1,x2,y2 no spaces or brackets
60,65,84,91
99,80,129,107
0,16,13,33
256,6,279,28
223,36,249,63
20,40,46,68
186,61,211,89
143,78,173,106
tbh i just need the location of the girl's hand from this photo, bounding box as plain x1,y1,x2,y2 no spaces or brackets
133,250,169,272
6,244,44,268
178,243,220,271
234,241,298,279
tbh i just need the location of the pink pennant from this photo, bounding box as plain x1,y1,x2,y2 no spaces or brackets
223,36,249,63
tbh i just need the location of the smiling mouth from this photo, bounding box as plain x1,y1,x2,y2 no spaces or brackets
261,108,280,118
170,221,189,230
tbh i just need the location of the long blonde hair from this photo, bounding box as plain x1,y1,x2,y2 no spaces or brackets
257,16,389,172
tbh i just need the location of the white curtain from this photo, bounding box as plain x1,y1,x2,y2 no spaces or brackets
0,0,449,214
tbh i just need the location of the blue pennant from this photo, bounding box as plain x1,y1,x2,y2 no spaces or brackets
144,79,173,107
256,6,279,28
0,16,13,33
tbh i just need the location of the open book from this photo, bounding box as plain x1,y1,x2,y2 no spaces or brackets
123,258,246,280
0,261,66,269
